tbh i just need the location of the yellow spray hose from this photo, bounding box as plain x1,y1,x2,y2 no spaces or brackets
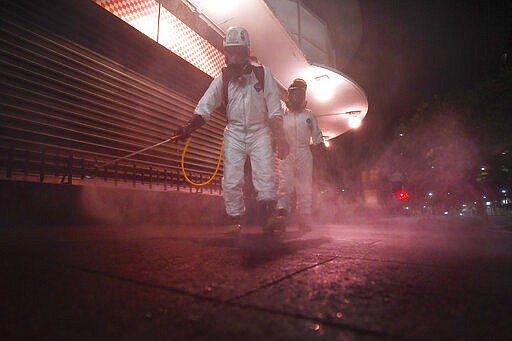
180,137,224,186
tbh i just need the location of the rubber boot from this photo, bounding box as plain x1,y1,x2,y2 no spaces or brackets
276,208,287,227
297,214,312,232
226,215,241,233
277,208,287,219
261,200,285,233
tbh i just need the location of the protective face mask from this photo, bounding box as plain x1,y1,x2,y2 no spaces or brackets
224,46,249,66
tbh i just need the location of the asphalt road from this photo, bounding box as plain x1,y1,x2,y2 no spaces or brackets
1,216,511,340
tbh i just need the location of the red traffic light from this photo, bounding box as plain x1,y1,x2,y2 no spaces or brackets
395,189,409,201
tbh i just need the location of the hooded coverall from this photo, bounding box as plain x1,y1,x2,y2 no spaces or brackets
194,66,283,217
277,105,324,215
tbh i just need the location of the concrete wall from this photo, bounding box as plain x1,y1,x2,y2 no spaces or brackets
0,181,225,227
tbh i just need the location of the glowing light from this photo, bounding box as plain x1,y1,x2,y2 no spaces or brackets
485,201,491,206
348,116,362,129
299,65,345,106
395,189,409,201
134,16,158,40
194,0,237,14
443,211,448,215
94,0,224,78
324,140,330,148
309,74,334,101
309,323,321,331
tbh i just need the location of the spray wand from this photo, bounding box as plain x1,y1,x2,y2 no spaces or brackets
85,135,223,187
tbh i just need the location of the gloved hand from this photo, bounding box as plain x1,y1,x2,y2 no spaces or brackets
174,125,191,142
174,114,206,142
276,136,289,160
310,142,326,154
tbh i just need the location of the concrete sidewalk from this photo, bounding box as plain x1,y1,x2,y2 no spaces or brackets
1,217,511,340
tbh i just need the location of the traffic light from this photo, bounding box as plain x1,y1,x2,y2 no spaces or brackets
395,189,409,201
391,181,409,201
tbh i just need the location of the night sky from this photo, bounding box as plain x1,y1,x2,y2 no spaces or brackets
307,0,512,144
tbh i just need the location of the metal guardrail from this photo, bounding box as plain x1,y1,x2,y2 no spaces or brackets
0,142,222,195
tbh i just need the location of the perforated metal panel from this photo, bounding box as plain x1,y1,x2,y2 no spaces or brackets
94,0,225,78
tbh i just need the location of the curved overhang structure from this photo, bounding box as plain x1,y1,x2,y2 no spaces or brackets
185,0,368,140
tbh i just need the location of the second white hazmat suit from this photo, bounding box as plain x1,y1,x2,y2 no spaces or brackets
277,104,324,216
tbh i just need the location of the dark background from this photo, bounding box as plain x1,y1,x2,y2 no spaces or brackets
306,0,512,147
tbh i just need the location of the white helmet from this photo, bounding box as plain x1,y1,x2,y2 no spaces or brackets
223,26,250,66
223,26,250,49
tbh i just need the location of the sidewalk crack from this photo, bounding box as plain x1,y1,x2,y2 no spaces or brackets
225,255,339,303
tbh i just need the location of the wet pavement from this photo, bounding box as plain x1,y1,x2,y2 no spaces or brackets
1,216,511,340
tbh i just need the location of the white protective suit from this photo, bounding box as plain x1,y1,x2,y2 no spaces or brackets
194,66,283,217
277,105,324,215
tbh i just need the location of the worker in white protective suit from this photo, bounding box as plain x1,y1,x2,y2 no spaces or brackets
276,78,324,231
175,26,289,233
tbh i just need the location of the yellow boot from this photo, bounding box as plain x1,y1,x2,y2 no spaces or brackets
226,215,241,233
260,200,286,233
